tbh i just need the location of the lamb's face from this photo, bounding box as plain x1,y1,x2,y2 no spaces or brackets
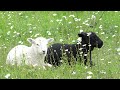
27,37,54,55
34,37,48,55
89,32,103,48
78,32,103,48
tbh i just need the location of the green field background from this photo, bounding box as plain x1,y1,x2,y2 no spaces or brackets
0,11,120,79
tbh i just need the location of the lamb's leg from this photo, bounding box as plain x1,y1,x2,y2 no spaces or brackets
83,52,88,66
68,57,71,65
78,54,82,64
89,50,93,67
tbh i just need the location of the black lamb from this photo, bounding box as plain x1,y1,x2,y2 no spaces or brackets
45,32,103,67
78,32,103,66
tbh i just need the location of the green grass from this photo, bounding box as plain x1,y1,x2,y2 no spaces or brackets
0,11,120,79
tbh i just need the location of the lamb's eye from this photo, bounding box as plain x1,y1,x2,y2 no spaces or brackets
36,44,39,46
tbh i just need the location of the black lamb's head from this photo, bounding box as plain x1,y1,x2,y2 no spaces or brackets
78,32,103,50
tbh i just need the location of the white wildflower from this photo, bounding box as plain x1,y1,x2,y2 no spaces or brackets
62,16,67,19
100,70,106,74
76,26,79,28
13,31,17,33
86,75,92,79
34,33,39,37
100,58,104,61
84,54,87,56
29,31,32,33
87,71,93,75
60,39,63,42
53,13,57,16
50,20,53,22
91,15,96,19
112,35,115,37
115,25,118,28
80,29,83,33
77,19,81,21
72,71,76,75
85,66,88,69
54,50,56,52
101,32,105,35
117,48,120,52
59,19,62,22
96,32,98,34
99,18,102,20
18,41,23,44
79,48,83,51
27,24,32,26
25,16,28,18
99,25,102,29
47,31,51,35
88,44,91,47
72,40,75,43
33,27,36,29
60,60,63,62
18,12,22,15
108,49,111,51
80,26,82,28
4,46,7,49
108,61,111,64
8,16,11,19
118,53,120,55
87,18,90,19
85,23,90,26
10,25,14,29
8,23,11,25
85,20,88,23
69,15,75,18
74,18,80,21
56,19,59,22
5,74,11,79
65,49,68,52
7,31,10,35
82,22,85,24
82,44,87,46
68,22,72,24
16,33,20,36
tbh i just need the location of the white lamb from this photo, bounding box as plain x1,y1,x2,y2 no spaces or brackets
6,37,54,69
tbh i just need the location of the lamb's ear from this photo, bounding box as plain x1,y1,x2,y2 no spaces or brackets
47,38,54,43
27,38,35,44
78,32,87,37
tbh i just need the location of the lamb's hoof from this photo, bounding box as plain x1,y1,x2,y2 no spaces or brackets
46,63,52,67
44,63,52,68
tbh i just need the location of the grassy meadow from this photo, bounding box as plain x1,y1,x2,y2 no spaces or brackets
0,11,120,79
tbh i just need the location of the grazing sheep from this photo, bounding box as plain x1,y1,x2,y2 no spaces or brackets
6,37,54,69
45,32,103,67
